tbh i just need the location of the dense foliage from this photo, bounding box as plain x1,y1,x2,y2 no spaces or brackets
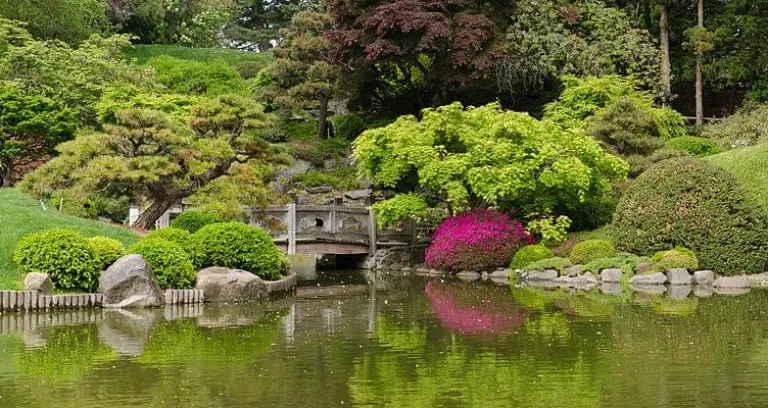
523,257,573,273
170,211,223,233
129,237,196,289
652,248,699,272
193,222,289,280
700,104,768,148
665,136,723,157
88,236,126,270
583,253,650,276
354,102,628,229
569,240,617,265
371,194,428,229
707,143,768,213
510,245,554,270
613,157,768,274
13,229,100,292
425,209,535,272
144,228,205,269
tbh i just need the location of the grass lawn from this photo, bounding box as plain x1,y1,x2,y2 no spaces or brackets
0,188,140,290
571,224,615,244
707,144,768,213
125,44,274,67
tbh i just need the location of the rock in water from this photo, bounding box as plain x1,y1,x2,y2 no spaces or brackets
666,268,693,285
24,272,52,295
692,270,715,286
629,272,668,285
196,267,268,303
599,268,623,283
712,275,750,289
99,255,165,308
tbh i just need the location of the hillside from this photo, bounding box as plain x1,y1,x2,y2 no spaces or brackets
125,44,274,67
707,144,768,213
0,189,140,290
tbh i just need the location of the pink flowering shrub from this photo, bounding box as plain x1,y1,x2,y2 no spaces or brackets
425,280,527,336
425,209,535,271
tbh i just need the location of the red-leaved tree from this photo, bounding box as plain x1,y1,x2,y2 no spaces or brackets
327,0,511,113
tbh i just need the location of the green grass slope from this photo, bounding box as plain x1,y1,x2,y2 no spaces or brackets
126,44,274,67
0,188,139,289
707,144,768,213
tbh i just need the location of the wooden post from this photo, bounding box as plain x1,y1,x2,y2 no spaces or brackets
368,208,377,255
287,203,297,255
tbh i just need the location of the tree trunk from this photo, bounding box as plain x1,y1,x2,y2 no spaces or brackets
659,5,672,97
317,97,329,140
1,161,13,187
695,0,704,126
131,196,175,230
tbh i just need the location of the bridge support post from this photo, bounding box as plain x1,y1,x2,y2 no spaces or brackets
287,203,297,255
368,208,377,255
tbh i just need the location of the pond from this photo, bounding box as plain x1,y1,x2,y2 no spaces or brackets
1,271,768,407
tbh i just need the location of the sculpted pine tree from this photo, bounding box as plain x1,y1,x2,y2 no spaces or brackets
257,11,338,139
21,96,286,229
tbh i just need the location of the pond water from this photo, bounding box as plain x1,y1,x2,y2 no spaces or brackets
1,271,768,407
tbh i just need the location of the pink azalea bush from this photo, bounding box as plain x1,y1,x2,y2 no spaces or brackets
425,280,527,336
425,209,535,271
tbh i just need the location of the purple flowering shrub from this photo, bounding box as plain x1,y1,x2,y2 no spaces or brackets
425,209,535,271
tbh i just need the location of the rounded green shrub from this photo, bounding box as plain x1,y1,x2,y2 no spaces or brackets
170,211,222,233
652,248,699,272
144,228,205,269
14,229,101,292
612,157,768,275
129,238,196,289
89,236,126,270
569,240,617,265
193,222,289,280
511,245,554,270
331,114,367,140
235,60,264,80
524,257,573,273
665,136,723,158
583,253,651,275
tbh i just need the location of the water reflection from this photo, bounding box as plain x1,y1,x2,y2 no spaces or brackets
0,275,767,407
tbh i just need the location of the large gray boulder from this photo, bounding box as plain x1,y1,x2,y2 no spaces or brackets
344,189,372,200
24,272,52,295
599,268,623,283
196,267,268,303
693,270,715,286
629,272,668,286
526,269,558,281
667,268,693,285
712,276,750,289
99,255,165,308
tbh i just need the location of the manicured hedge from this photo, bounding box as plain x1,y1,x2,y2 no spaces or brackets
665,136,723,158
144,227,205,269
193,222,289,280
569,240,617,265
14,229,101,292
129,238,196,289
612,157,768,274
89,236,126,270
510,245,554,270
170,211,222,233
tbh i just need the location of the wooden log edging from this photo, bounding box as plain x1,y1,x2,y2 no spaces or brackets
0,291,103,312
266,273,297,295
164,289,205,305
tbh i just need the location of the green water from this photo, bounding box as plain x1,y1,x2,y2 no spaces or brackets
1,274,768,407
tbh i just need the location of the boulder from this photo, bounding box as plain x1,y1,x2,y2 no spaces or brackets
196,267,268,303
24,272,52,295
490,269,514,279
99,255,165,308
526,269,558,281
693,270,715,286
629,272,668,286
344,189,372,200
666,268,693,285
599,268,624,283
713,286,750,296
745,272,768,288
456,271,481,281
712,275,750,289
563,265,582,277
307,186,332,194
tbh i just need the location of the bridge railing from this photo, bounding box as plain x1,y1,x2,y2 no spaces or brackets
251,204,415,255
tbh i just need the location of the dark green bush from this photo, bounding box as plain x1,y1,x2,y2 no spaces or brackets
287,138,351,166
292,167,360,190
665,136,723,158
144,228,205,269
524,257,573,272
652,248,699,272
170,211,223,233
14,229,101,292
569,240,617,265
510,245,554,270
193,222,290,280
89,236,126,270
129,238,196,289
235,60,264,80
332,114,367,140
612,157,768,274
585,98,666,156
